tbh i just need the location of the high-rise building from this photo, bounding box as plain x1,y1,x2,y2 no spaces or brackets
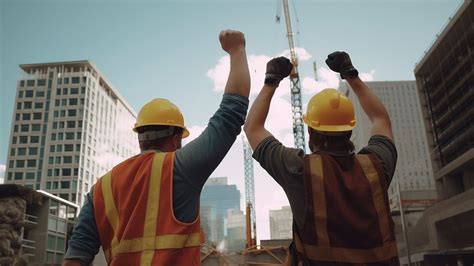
269,206,292,240
200,177,241,250
406,0,474,264
224,209,246,252
344,81,435,196
4,60,139,206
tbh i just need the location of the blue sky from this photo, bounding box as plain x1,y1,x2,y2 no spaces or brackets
0,0,462,241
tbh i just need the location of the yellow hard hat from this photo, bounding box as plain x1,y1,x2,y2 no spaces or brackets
133,98,190,138
303,88,356,132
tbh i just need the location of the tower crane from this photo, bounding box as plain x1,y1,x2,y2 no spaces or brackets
243,137,257,247
282,0,306,151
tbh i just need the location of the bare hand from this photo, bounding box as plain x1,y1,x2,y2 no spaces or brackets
219,29,245,54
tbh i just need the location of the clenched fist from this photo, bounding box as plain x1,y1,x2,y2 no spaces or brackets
265,57,293,86
219,30,246,54
325,51,359,79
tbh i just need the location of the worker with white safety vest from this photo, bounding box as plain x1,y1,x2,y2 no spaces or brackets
244,52,399,265
62,29,250,266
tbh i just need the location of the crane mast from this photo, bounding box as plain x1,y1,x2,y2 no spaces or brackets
243,137,257,246
282,0,306,151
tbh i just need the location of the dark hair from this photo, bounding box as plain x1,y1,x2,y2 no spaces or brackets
136,125,183,135
308,128,354,155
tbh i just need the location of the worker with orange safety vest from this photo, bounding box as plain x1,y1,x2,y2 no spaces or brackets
62,29,250,266
244,52,399,265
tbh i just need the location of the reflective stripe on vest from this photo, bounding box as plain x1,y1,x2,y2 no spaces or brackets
295,154,397,263
98,152,201,265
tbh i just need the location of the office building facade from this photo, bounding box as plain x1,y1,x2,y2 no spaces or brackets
4,60,138,206
269,206,292,240
200,177,241,250
344,81,435,196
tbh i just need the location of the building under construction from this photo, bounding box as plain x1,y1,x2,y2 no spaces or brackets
405,0,474,265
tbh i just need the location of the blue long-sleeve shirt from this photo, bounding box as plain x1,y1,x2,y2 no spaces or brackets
64,93,248,264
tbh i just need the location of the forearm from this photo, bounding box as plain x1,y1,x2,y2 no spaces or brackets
244,84,276,149
224,49,250,98
347,77,390,122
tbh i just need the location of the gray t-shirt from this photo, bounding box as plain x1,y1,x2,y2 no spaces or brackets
252,135,397,228
65,93,248,264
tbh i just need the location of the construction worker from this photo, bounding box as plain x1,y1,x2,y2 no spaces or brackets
244,52,399,265
62,29,250,266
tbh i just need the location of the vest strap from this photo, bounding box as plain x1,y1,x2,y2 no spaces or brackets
357,155,391,243
308,155,330,246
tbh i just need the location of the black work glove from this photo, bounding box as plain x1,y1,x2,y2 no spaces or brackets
325,51,359,79
264,57,293,86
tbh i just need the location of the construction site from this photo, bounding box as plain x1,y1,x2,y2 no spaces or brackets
0,0,473,265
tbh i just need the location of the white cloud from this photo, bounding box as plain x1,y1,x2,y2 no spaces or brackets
360,70,376,81
279,47,312,62
0,164,5,184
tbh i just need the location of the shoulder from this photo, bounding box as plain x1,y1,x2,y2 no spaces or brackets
359,135,398,183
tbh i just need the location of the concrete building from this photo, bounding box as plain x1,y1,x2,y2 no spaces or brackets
200,177,241,251
224,209,246,253
402,0,474,264
4,60,139,206
0,184,78,265
344,81,435,197
269,206,292,240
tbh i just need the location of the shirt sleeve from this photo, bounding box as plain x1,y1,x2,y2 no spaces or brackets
359,135,398,184
174,93,249,191
252,136,304,187
64,192,100,265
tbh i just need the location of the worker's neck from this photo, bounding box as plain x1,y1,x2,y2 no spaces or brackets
310,141,355,157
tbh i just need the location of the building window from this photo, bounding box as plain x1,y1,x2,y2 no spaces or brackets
18,148,26,155
48,169,53,176
37,79,46,86
30,136,39,143
24,102,32,109
71,77,80,84
50,145,55,153
64,77,69,84
63,156,72,163
71,87,79,94
60,110,66,117
26,172,35,179
69,98,77,105
20,125,29,132
52,122,58,129
63,88,68,95
66,132,74,140
13,125,18,132
58,133,64,140
19,136,28,144
49,157,54,164
67,121,75,128
16,102,21,110
59,122,64,129
46,182,52,189
61,181,70,189
25,90,34,97
64,145,73,152
76,132,81,139
20,80,25,87
56,145,62,152
33,112,42,120
10,148,15,156
34,102,43,109
15,114,20,121
9,161,13,168
36,91,45,97
29,148,38,155
26,80,35,86
27,160,36,167
68,110,76,117
32,124,41,131
16,160,25,168
14,172,23,180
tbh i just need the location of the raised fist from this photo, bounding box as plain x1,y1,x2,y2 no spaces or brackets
325,51,359,79
219,30,245,54
265,57,293,86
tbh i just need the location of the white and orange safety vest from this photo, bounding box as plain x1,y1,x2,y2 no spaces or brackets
93,152,201,265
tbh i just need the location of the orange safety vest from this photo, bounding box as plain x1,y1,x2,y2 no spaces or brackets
93,152,201,266
292,153,399,265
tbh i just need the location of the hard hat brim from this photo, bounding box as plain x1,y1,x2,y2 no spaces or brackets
133,123,190,139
